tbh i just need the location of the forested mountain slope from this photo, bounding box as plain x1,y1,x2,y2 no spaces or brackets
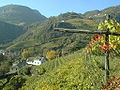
7,13,97,55
0,5,46,24
0,21,25,44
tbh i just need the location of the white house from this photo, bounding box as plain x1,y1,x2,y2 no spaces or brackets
26,57,47,66
27,59,41,65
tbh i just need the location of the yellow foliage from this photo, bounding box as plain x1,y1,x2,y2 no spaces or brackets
66,18,97,27
45,50,57,60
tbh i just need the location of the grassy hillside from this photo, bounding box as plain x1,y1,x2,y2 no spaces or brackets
6,16,97,57
2,49,120,90
65,18,97,29
20,51,120,90
58,12,84,20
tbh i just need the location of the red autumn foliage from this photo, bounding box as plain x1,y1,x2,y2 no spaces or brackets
100,42,111,52
100,45,110,52
102,76,120,90
90,40,94,44
93,34,102,41
86,34,111,54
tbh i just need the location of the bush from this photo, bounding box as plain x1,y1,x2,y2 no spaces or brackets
18,66,31,75
3,75,26,90
30,66,46,75
45,50,57,60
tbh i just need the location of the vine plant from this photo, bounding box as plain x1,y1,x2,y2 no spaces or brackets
86,19,120,56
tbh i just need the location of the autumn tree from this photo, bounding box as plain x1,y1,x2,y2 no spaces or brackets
45,50,57,60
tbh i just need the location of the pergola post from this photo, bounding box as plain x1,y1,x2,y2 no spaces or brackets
104,29,110,83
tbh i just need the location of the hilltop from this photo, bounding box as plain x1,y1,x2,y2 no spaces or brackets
84,5,120,22
0,5,46,24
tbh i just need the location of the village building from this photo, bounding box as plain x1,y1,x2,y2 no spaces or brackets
9,56,47,73
26,56,48,65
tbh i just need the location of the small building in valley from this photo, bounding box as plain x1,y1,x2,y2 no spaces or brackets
26,56,48,66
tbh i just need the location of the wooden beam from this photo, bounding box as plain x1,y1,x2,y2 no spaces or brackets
54,28,120,36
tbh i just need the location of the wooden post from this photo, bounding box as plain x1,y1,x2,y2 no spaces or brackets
104,29,110,83
104,15,110,83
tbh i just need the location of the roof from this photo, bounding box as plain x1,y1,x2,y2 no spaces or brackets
27,56,47,62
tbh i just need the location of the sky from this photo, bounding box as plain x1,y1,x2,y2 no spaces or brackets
0,0,120,17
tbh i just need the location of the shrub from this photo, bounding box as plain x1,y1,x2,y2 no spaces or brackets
18,66,31,75
30,66,46,75
3,75,26,90
45,50,57,60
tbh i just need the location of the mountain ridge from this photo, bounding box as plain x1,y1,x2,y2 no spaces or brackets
0,4,47,24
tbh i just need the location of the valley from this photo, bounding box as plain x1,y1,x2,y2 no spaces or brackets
0,4,120,90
